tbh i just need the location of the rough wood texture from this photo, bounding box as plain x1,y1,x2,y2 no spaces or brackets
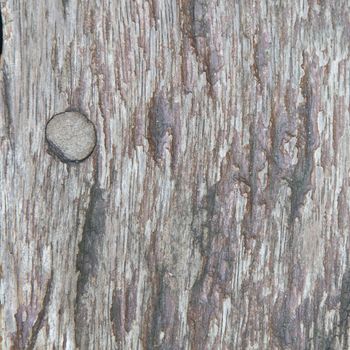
1,1,350,349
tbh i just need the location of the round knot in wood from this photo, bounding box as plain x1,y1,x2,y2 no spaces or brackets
45,111,96,163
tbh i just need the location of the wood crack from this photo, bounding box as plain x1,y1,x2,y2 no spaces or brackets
75,176,106,348
27,272,54,350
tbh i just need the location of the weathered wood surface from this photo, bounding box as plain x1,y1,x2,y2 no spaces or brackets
1,1,350,349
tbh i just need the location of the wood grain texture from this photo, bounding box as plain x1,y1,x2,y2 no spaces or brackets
1,0,350,349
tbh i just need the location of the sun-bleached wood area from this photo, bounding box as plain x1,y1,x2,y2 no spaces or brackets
1,0,350,349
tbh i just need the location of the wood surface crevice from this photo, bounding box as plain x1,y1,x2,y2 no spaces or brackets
75,171,107,348
12,272,53,350
27,272,54,350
